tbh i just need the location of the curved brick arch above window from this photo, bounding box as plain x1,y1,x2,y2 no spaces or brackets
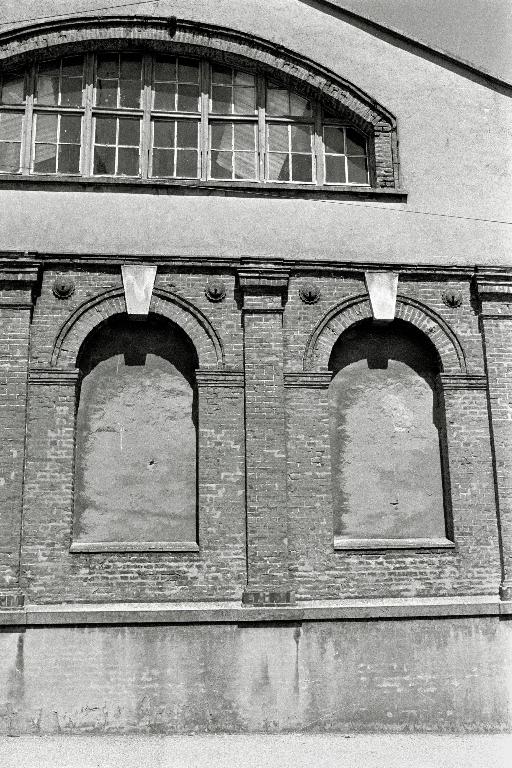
0,17,399,190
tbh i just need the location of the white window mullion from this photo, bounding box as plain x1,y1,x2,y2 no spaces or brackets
256,74,265,181
140,54,152,179
82,53,94,176
22,66,35,174
314,101,324,185
200,60,209,180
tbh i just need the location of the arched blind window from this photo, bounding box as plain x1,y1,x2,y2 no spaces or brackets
0,53,369,185
329,320,450,546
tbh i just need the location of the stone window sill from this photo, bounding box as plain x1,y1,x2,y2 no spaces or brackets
69,541,199,553
334,537,455,551
0,173,407,201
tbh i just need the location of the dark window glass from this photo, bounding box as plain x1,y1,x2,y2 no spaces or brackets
118,118,140,147
33,143,57,173
60,115,81,144
346,127,366,155
1,74,25,105
268,153,289,181
93,145,115,175
291,153,312,182
154,82,176,112
210,151,232,179
324,126,345,154
325,154,346,183
58,143,80,173
0,142,21,172
117,146,139,175
152,148,174,177
95,117,116,145
176,149,198,177
177,83,199,112
347,155,368,184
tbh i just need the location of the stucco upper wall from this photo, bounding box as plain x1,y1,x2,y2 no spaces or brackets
0,0,510,266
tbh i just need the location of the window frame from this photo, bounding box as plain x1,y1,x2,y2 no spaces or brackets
0,52,372,187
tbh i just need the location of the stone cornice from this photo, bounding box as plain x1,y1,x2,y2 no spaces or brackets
29,367,80,386
438,374,487,391
284,372,333,389
195,369,245,388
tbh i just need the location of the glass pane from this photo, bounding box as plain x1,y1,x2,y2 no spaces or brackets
119,79,141,109
60,77,82,107
0,142,21,172
268,153,289,181
233,123,255,151
211,85,231,113
117,146,139,175
211,65,231,85
35,113,58,143
266,89,289,115
234,71,254,86
93,145,115,175
234,152,256,180
118,119,140,147
96,79,117,108
1,75,24,105
290,91,312,117
120,56,141,80
178,60,199,83
325,154,346,183
0,112,23,142
290,124,311,152
291,153,313,182
211,123,232,150
346,127,366,155
153,121,174,148
154,82,176,111
152,147,174,177
268,124,288,152
347,154,368,184
62,57,83,78
154,57,176,82
34,143,57,173
58,143,80,173
324,126,345,155
210,150,232,179
97,55,118,79
176,121,197,148
60,114,81,144
176,149,198,177
95,117,116,145
37,74,59,105
177,83,199,112
233,87,255,114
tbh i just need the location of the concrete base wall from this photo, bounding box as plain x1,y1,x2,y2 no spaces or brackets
1,617,511,734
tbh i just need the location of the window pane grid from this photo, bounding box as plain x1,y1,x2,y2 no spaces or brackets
32,112,82,174
153,56,200,113
0,53,371,186
93,116,140,176
267,123,313,183
210,65,256,116
323,125,369,185
209,121,257,180
0,111,23,172
37,57,84,107
95,54,143,110
150,119,199,178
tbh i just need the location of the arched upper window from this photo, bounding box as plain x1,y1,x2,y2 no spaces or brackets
329,320,451,548
0,52,369,185
72,314,198,551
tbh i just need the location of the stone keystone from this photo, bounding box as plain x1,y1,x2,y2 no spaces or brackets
364,271,399,322
121,265,157,318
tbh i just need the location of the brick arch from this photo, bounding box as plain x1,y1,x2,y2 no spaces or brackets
304,293,467,373
0,16,398,187
51,287,223,368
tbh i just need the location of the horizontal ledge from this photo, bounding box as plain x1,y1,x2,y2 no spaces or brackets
0,174,407,201
69,541,199,553
334,537,456,550
0,596,505,626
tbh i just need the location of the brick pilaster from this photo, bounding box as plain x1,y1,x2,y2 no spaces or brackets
0,260,39,608
239,266,293,605
476,275,512,600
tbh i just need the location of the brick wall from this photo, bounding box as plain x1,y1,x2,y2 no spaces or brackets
0,260,508,604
